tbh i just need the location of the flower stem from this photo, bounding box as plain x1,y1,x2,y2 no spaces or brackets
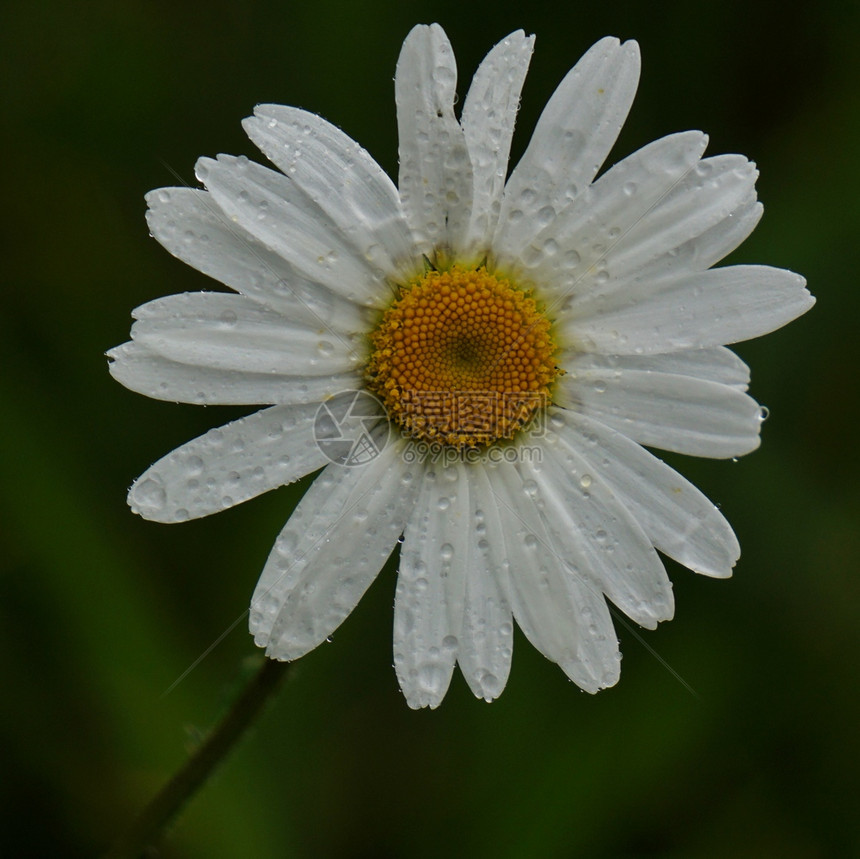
104,656,291,859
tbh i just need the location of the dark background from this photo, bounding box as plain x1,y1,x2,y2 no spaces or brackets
1,0,857,856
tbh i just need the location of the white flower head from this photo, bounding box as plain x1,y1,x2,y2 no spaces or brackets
109,25,814,708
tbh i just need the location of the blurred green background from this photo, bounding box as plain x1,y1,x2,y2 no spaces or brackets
2,0,857,856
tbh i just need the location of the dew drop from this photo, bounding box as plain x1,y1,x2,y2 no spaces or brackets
134,478,166,512
186,455,204,476
579,474,593,489
440,543,454,561
536,205,556,227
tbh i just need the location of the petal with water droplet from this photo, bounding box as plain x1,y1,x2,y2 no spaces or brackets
395,24,473,256
394,462,468,709
563,265,814,354
107,341,359,406
556,356,762,458
128,403,328,522
459,30,534,256
197,154,388,306
243,106,418,278
457,464,514,702
552,410,740,577
496,37,640,259
252,439,419,660
130,292,360,376
521,443,674,630
145,187,369,332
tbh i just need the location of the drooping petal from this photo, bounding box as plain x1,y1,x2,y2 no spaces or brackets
522,444,674,630
145,187,369,333
496,36,640,256
563,265,814,354
107,341,359,406
556,358,762,458
457,464,514,702
130,292,362,376
243,106,418,278
197,155,390,307
128,404,328,522
459,30,534,257
551,410,740,577
500,131,708,295
394,463,467,709
250,438,419,661
491,461,620,692
395,23,473,256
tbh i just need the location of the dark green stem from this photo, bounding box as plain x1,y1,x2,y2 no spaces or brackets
104,657,291,859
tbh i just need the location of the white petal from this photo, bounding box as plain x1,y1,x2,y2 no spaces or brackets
459,30,534,256
559,346,751,390
395,24,473,256
501,131,708,294
145,187,369,333
250,439,419,660
197,155,390,307
565,265,815,354
604,155,759,281
394,463,468,709
128,404,328,522
457,464,514,702
552,410,739,577
243,106,418,277
496,37,640,256
490,461,620,692
556,360,762,458
130,292,362,375
523,442,674,630
107,341,359,405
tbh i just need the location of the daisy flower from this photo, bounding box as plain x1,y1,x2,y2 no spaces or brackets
109,25,814,708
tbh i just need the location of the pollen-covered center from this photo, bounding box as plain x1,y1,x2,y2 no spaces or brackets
366,265,560,448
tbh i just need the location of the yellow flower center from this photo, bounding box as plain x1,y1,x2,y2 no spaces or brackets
366,265,560,448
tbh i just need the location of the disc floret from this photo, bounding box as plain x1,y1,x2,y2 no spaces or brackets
366,265,560,448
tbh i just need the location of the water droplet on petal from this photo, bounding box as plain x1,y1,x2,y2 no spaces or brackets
133,478,166,512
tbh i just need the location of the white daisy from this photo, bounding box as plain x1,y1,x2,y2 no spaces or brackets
109,25,814,708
